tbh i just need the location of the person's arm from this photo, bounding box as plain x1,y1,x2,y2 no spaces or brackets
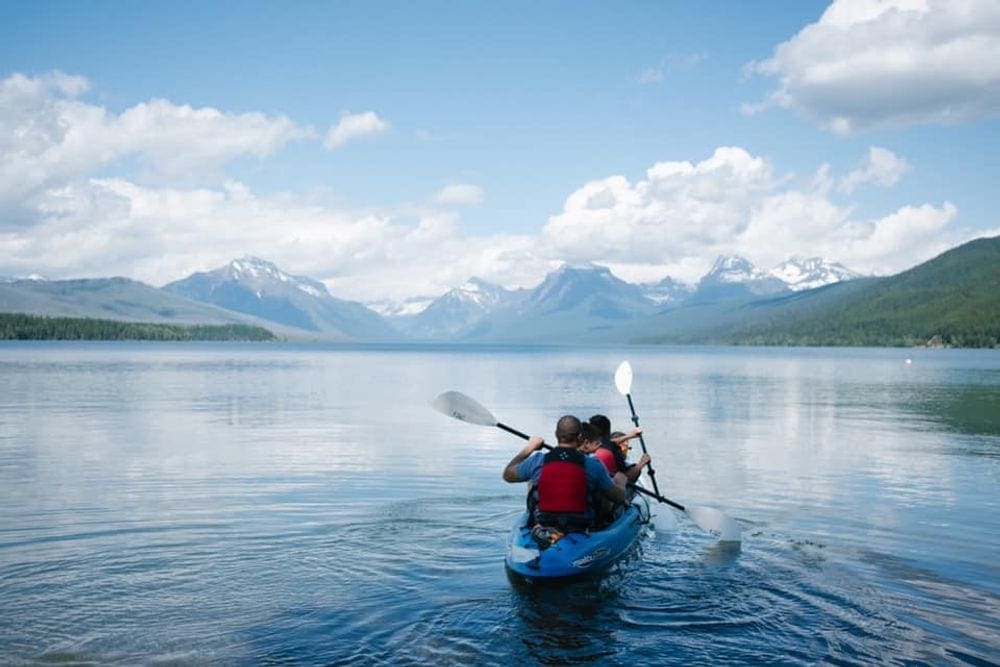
502,436,545,482
588,457,627,505
623,453,651,482
604,477,627,505
611,427,642,445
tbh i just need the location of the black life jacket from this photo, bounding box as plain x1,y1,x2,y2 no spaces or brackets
537,447,589,514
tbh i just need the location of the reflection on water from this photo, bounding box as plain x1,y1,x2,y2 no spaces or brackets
0,342,997,664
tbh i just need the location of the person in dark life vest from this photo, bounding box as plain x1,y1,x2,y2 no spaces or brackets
589,414,650,484
502,415,626,530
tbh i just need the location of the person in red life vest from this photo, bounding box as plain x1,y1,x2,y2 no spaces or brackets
502,415,626,532
588,414,650,484
577,422,625,526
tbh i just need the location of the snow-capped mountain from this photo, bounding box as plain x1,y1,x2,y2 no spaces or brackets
391,278,524,339
1,274,46,283
769,257,862,291
523,264,655,317
460,264,660,342
163,256,398,340
691,255,790,302
642,276,695,305
367,296,436,318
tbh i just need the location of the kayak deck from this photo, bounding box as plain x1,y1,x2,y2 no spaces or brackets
505,492,651,579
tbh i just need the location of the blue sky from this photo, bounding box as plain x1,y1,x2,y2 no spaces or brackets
2,0,998,305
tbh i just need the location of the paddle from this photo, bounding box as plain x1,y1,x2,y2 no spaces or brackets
614,360,661,497
613,361,741,543
431,390,741,543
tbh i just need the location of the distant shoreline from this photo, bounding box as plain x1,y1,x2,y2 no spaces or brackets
0,313,277,342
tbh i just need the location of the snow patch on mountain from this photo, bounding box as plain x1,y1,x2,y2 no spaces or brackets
769,257,862,291
704,255,772,284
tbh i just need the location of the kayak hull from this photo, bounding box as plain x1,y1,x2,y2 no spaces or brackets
505,493,650,579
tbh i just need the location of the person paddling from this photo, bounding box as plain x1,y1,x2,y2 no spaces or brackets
589,414,650,483
502,415,626,537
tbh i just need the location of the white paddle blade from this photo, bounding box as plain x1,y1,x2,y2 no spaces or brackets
431,391,499,427
685,506,742,543
614,360,633,395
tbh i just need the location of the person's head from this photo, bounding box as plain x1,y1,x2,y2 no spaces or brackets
611,430,630,455
578,422,600,453
589,414,611,439
555,415,582,445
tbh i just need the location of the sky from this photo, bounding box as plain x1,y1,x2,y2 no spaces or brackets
2,0,998,306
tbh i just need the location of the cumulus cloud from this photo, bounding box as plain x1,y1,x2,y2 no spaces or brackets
0,176,549,302
0,72,986,304
433,183,485,206
544,146,976,284
544,147,775,280
0,144,984,302
0,72,311,223
324,111,390,149
839,146,911,193
745,0,1000,133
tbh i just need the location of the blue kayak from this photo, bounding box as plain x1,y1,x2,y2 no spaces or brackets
505,491,651,579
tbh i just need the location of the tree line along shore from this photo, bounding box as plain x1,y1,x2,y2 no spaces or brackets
0,313,277,342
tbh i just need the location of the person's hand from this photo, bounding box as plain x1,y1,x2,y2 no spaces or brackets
638,453,651,468
631,427,643,439
526,435,545,452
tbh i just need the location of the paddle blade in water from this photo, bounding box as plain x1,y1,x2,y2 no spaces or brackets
686,505,742,543
431,391,498,427
615,360,633,395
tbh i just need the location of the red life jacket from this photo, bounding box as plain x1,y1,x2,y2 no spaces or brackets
594,446,618,475
537,447,589,514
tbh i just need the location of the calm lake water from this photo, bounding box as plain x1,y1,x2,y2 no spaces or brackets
0,342,997,665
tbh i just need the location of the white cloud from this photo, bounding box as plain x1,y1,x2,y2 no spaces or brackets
839,146,911,193
0,72,311,222
544,147,774,281
635,67,664,85
0,176,549,303
544,146,977,284
433,183,484,206
0,73,986,303
0,146,985,302
746,0,1000,133
324,111,389,149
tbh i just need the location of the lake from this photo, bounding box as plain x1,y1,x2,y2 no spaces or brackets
0,342,997,665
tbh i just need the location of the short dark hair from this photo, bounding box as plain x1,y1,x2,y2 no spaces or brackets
589,414,611,438
555,415,582,443
580,422,599,443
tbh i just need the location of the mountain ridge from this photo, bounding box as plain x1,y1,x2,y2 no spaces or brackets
2,237,996,347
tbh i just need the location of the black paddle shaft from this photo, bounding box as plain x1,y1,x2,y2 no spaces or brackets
497,417,691,513
632,485,684,511
626,393,662,497
497,422,552,450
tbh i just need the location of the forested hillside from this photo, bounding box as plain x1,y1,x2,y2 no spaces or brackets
718,236,1000,348
0,313,277,341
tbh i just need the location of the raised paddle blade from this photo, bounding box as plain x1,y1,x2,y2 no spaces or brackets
614,360,633,395
685,505,742,543
431,391,499,427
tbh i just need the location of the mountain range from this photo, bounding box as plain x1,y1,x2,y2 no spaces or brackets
162,258,397,341
1,238,997,347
